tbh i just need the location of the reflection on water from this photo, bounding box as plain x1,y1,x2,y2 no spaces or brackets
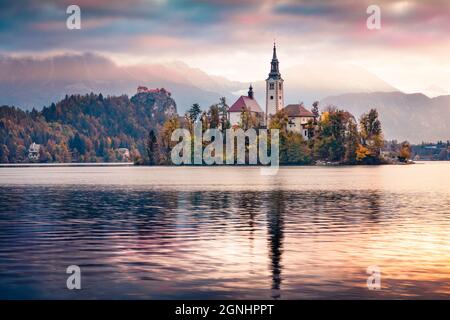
268,191,284,299
0,164,449,299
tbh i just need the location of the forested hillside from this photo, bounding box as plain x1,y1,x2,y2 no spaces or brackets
0,91,177,163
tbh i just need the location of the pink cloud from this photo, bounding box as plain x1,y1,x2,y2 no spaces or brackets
131,35,190,50
231,13,274,26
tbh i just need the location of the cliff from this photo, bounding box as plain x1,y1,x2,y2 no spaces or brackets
130,89,177,122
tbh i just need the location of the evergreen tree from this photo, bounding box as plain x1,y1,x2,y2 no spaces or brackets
146,130,159,165
344,121,360,164
219,97,229,131
0,145,9,163
312,109,347,162
311,101,320,124
187,103,202,122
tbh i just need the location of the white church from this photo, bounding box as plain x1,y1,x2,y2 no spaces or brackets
228,43,315,139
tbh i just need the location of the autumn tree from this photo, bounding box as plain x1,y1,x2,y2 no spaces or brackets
359,109,384,164
269,110,288,135
281,133,311,165
398,141,411,162
208,104,220,129
239,108,259,130
200,111,209,131
160,117,180,164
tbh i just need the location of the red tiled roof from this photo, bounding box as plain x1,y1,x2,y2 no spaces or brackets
283,104,314,117
229,96,263,113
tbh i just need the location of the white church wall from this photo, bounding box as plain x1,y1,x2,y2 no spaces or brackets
229,112,241,127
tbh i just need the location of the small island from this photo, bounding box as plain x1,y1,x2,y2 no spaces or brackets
0,44,415,166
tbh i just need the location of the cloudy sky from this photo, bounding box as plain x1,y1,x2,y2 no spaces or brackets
1,0,450,94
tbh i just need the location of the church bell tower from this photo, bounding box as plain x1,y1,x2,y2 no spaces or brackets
266,42,284,123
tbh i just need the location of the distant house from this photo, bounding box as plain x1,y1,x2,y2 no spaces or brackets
283,104,315,139
381,150,397,162
28,142,40,161
117,148,131,161
228,85,264,127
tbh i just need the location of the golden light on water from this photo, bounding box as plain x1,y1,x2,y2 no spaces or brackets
1,163,449,298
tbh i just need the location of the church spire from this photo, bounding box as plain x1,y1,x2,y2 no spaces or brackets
265,42,284,121
268,42,281,80
248,84,254,99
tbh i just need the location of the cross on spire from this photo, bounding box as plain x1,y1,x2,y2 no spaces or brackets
273,40,277,60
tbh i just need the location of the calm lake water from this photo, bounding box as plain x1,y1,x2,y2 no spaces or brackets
0,163,449,299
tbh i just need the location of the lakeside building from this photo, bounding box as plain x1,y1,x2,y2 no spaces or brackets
28,142,40,161
117,148,131,162
228,85,264,127
228,43,315,139
265,43,284,120
284,104,315,139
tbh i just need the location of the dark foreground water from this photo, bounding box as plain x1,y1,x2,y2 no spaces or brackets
0,164,449,299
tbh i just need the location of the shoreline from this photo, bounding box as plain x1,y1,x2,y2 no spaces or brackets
0,161,423,168
0,162,134,168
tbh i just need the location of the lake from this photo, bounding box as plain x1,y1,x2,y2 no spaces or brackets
0,163,449,299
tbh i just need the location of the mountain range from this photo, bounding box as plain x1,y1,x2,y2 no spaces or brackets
0,53,448,143
321,92,450,143
0,53,397,111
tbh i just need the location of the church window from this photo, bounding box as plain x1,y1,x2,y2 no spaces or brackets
270,96,274,100
279,83,282,90
269,83,274,90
